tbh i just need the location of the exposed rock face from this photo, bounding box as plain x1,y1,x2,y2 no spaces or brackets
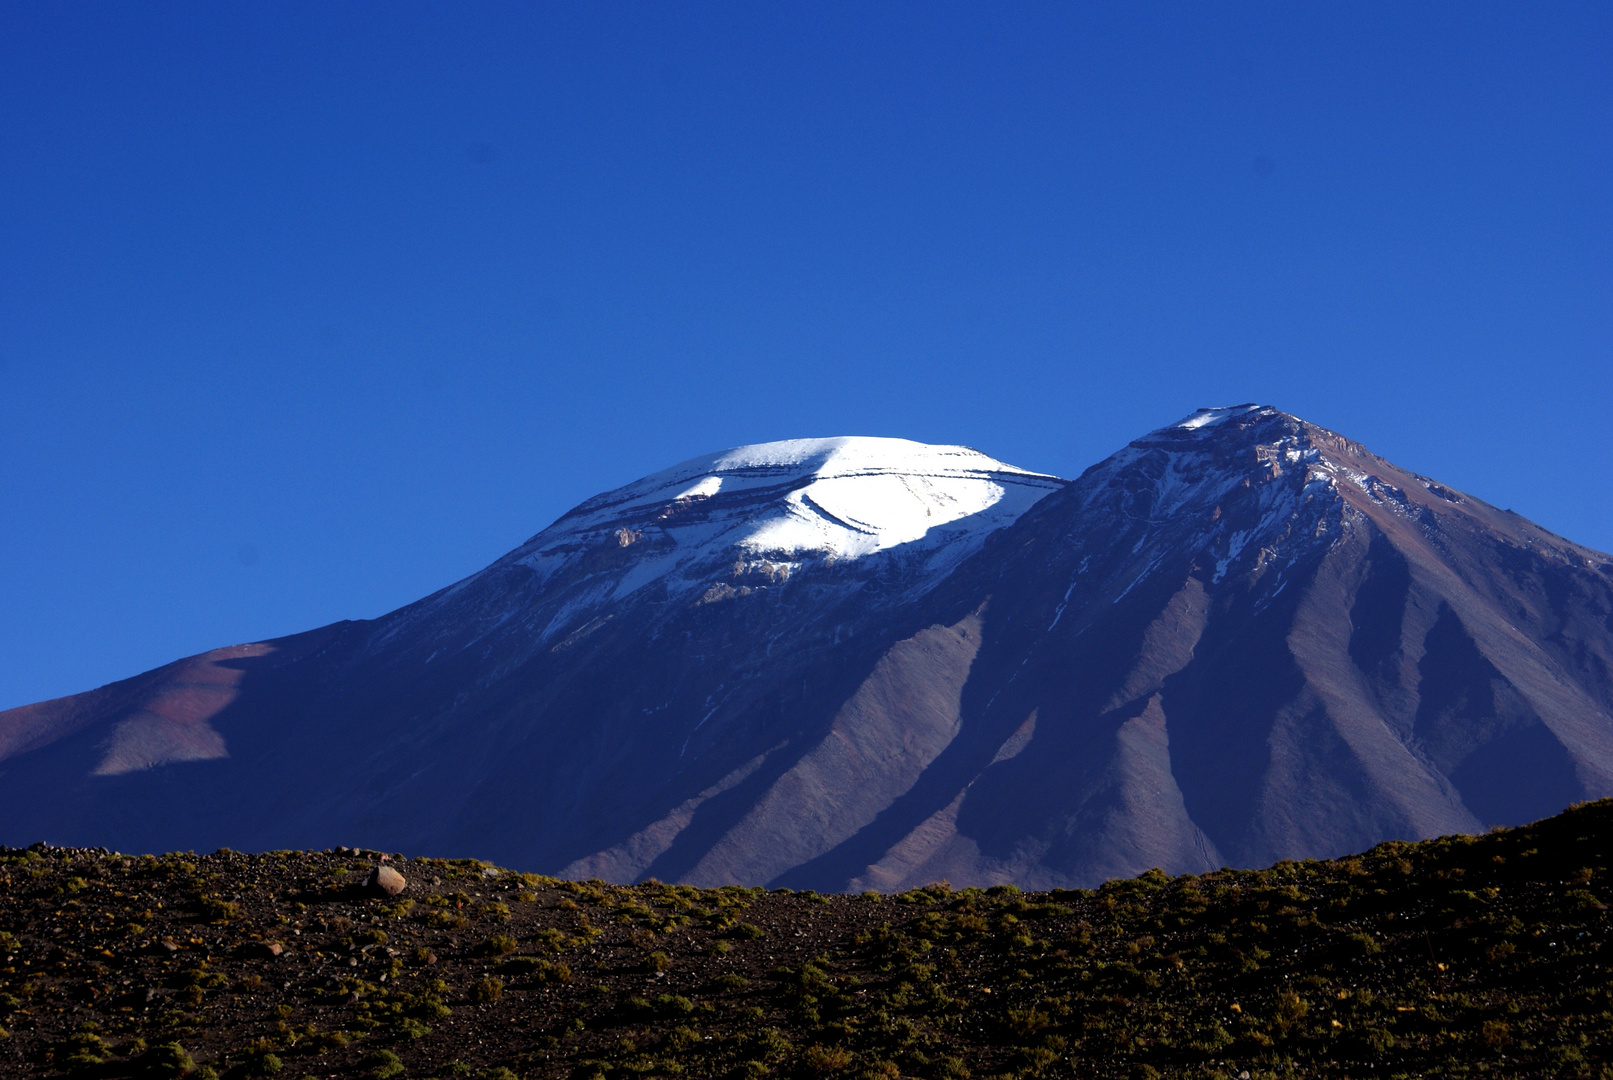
2,413,1610,890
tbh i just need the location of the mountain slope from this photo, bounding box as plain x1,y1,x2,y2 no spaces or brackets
0,438,1065,878
815,405,1613,889
3,411,1611,890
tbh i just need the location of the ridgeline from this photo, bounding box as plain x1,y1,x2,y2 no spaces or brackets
4,803,1612,1079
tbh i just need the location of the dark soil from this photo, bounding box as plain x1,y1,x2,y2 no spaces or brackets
4,802,1613,1079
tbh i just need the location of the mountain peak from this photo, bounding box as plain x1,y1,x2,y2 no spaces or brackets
1173,403,1276,431
526,436,1064,580
574,435,1058,516
659,435,1047,484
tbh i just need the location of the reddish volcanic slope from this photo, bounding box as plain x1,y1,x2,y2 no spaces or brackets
3,409,1611,889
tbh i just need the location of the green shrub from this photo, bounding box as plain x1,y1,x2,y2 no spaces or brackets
399,988,451,1020
138,1042,197,1078
361,1048,404,1078
56,1030,110,1070
196,896,240,922
534,959,571,983
477,933,518,957
1345,931,1381,955
626,993,696,1020
379,898,416,918
396,1017,431,1039
1353,1027,1395,1055
803,1044,854,1071
245,1052,283,1076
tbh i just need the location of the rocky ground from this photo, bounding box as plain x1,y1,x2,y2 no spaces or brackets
4,802,1613,1079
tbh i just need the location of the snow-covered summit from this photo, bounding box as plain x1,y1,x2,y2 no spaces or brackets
1174,403,1272,431
546,436,1060,562
488,437,1065,621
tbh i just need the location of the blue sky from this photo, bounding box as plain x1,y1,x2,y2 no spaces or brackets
2,2,1609,710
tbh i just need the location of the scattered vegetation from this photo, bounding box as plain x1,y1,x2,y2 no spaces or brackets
3,803,1613,1077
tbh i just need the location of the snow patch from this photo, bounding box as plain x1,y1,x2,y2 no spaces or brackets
1176,404,1268,430
675,475,723,500
1212,530,1252,584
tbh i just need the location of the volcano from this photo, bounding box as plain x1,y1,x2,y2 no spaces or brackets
3,409,1611,889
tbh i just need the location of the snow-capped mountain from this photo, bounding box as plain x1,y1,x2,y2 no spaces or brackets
360,437,1061,671
3,410,1611,890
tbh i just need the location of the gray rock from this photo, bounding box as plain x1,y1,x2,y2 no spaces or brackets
366,864,406,896
238,940,284,959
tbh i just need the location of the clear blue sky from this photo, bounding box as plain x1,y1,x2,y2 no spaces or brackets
2,3,1610,711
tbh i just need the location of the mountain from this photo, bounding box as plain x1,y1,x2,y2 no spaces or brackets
3,409,1611,890
0,438,1064,877
836,405,1613,889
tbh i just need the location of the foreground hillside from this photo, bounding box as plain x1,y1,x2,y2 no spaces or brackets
4,804,1613,1079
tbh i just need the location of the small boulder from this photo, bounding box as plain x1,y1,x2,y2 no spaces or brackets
238,941,284,959
365,865,407,896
